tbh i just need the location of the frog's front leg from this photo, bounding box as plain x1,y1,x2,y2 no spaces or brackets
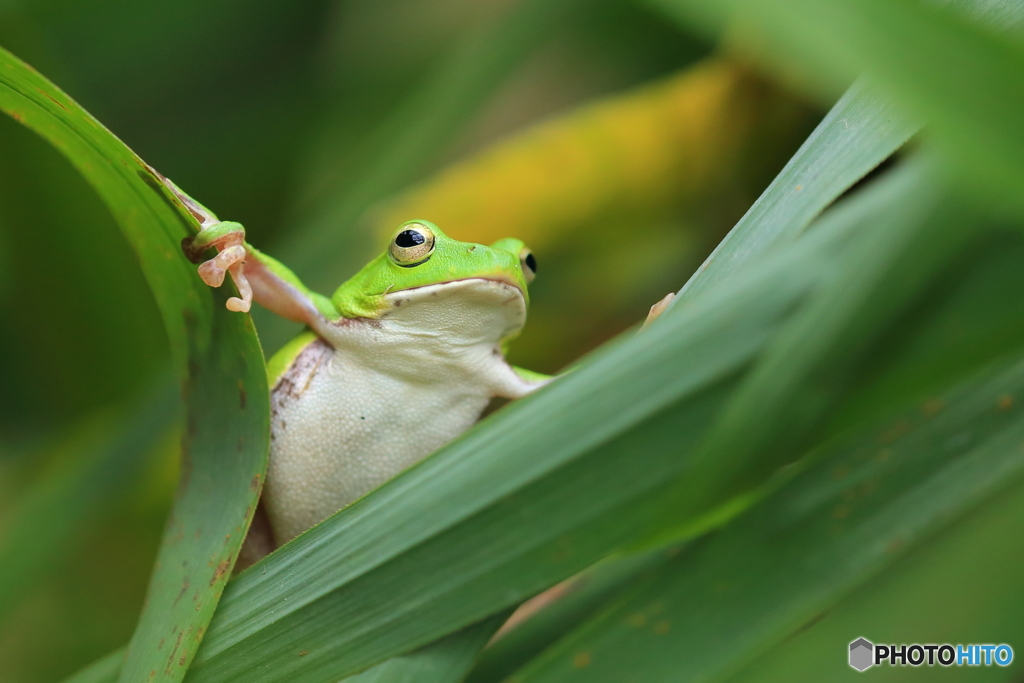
166,173,336,326
188,232,335,329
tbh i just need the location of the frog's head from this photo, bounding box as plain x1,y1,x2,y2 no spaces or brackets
331,220,536,343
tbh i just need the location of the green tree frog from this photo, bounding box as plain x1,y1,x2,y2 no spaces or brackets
175,184,555,561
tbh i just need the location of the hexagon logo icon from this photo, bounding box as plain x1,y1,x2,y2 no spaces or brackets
849,638,874,671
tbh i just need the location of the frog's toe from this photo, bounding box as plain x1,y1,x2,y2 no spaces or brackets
225,263,253,313
197,244,246,287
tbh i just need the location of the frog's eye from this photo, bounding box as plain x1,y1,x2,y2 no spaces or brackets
520,249,537,283
389,223,435,266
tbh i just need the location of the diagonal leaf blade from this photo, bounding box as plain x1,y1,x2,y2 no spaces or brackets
510,352,1024,682
675,78,917,303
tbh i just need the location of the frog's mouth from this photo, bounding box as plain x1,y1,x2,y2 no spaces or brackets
380,277,527,342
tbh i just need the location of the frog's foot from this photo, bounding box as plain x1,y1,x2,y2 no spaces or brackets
195,246,252,312
182,221,253,312
641,292,675,330
226,262,253,313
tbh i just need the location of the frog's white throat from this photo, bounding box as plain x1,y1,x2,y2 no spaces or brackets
379,277,526,345
316,277,526,362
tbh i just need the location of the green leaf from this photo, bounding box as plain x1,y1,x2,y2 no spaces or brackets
509,351,1024,683
727,470,1024,682
0,46,269,683
675,79,917,303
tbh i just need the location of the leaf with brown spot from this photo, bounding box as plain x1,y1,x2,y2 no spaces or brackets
0,46,268,683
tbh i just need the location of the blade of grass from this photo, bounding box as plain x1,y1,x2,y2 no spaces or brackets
675,78,917,303
725,467,1024,682
510,351,1024,682
0,47,269,683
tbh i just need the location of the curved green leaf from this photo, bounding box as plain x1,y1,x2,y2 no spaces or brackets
0,46,269,683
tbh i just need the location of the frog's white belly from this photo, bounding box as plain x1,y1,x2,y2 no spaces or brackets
263,278,537,545
265,337,492,543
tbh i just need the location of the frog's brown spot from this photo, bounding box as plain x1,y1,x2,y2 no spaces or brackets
273,338,332,401
573,652,591,668
238,379,248,409
250,473,262,492
998,394,1014,410
298,650,309,657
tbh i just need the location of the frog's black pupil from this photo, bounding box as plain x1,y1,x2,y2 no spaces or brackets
524,252,537,273
396,230,426,248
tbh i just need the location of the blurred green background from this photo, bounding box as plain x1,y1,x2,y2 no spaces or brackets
0,1,821,681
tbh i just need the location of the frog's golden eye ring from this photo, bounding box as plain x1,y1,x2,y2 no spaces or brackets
520,248,537,283
390,223,435,266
